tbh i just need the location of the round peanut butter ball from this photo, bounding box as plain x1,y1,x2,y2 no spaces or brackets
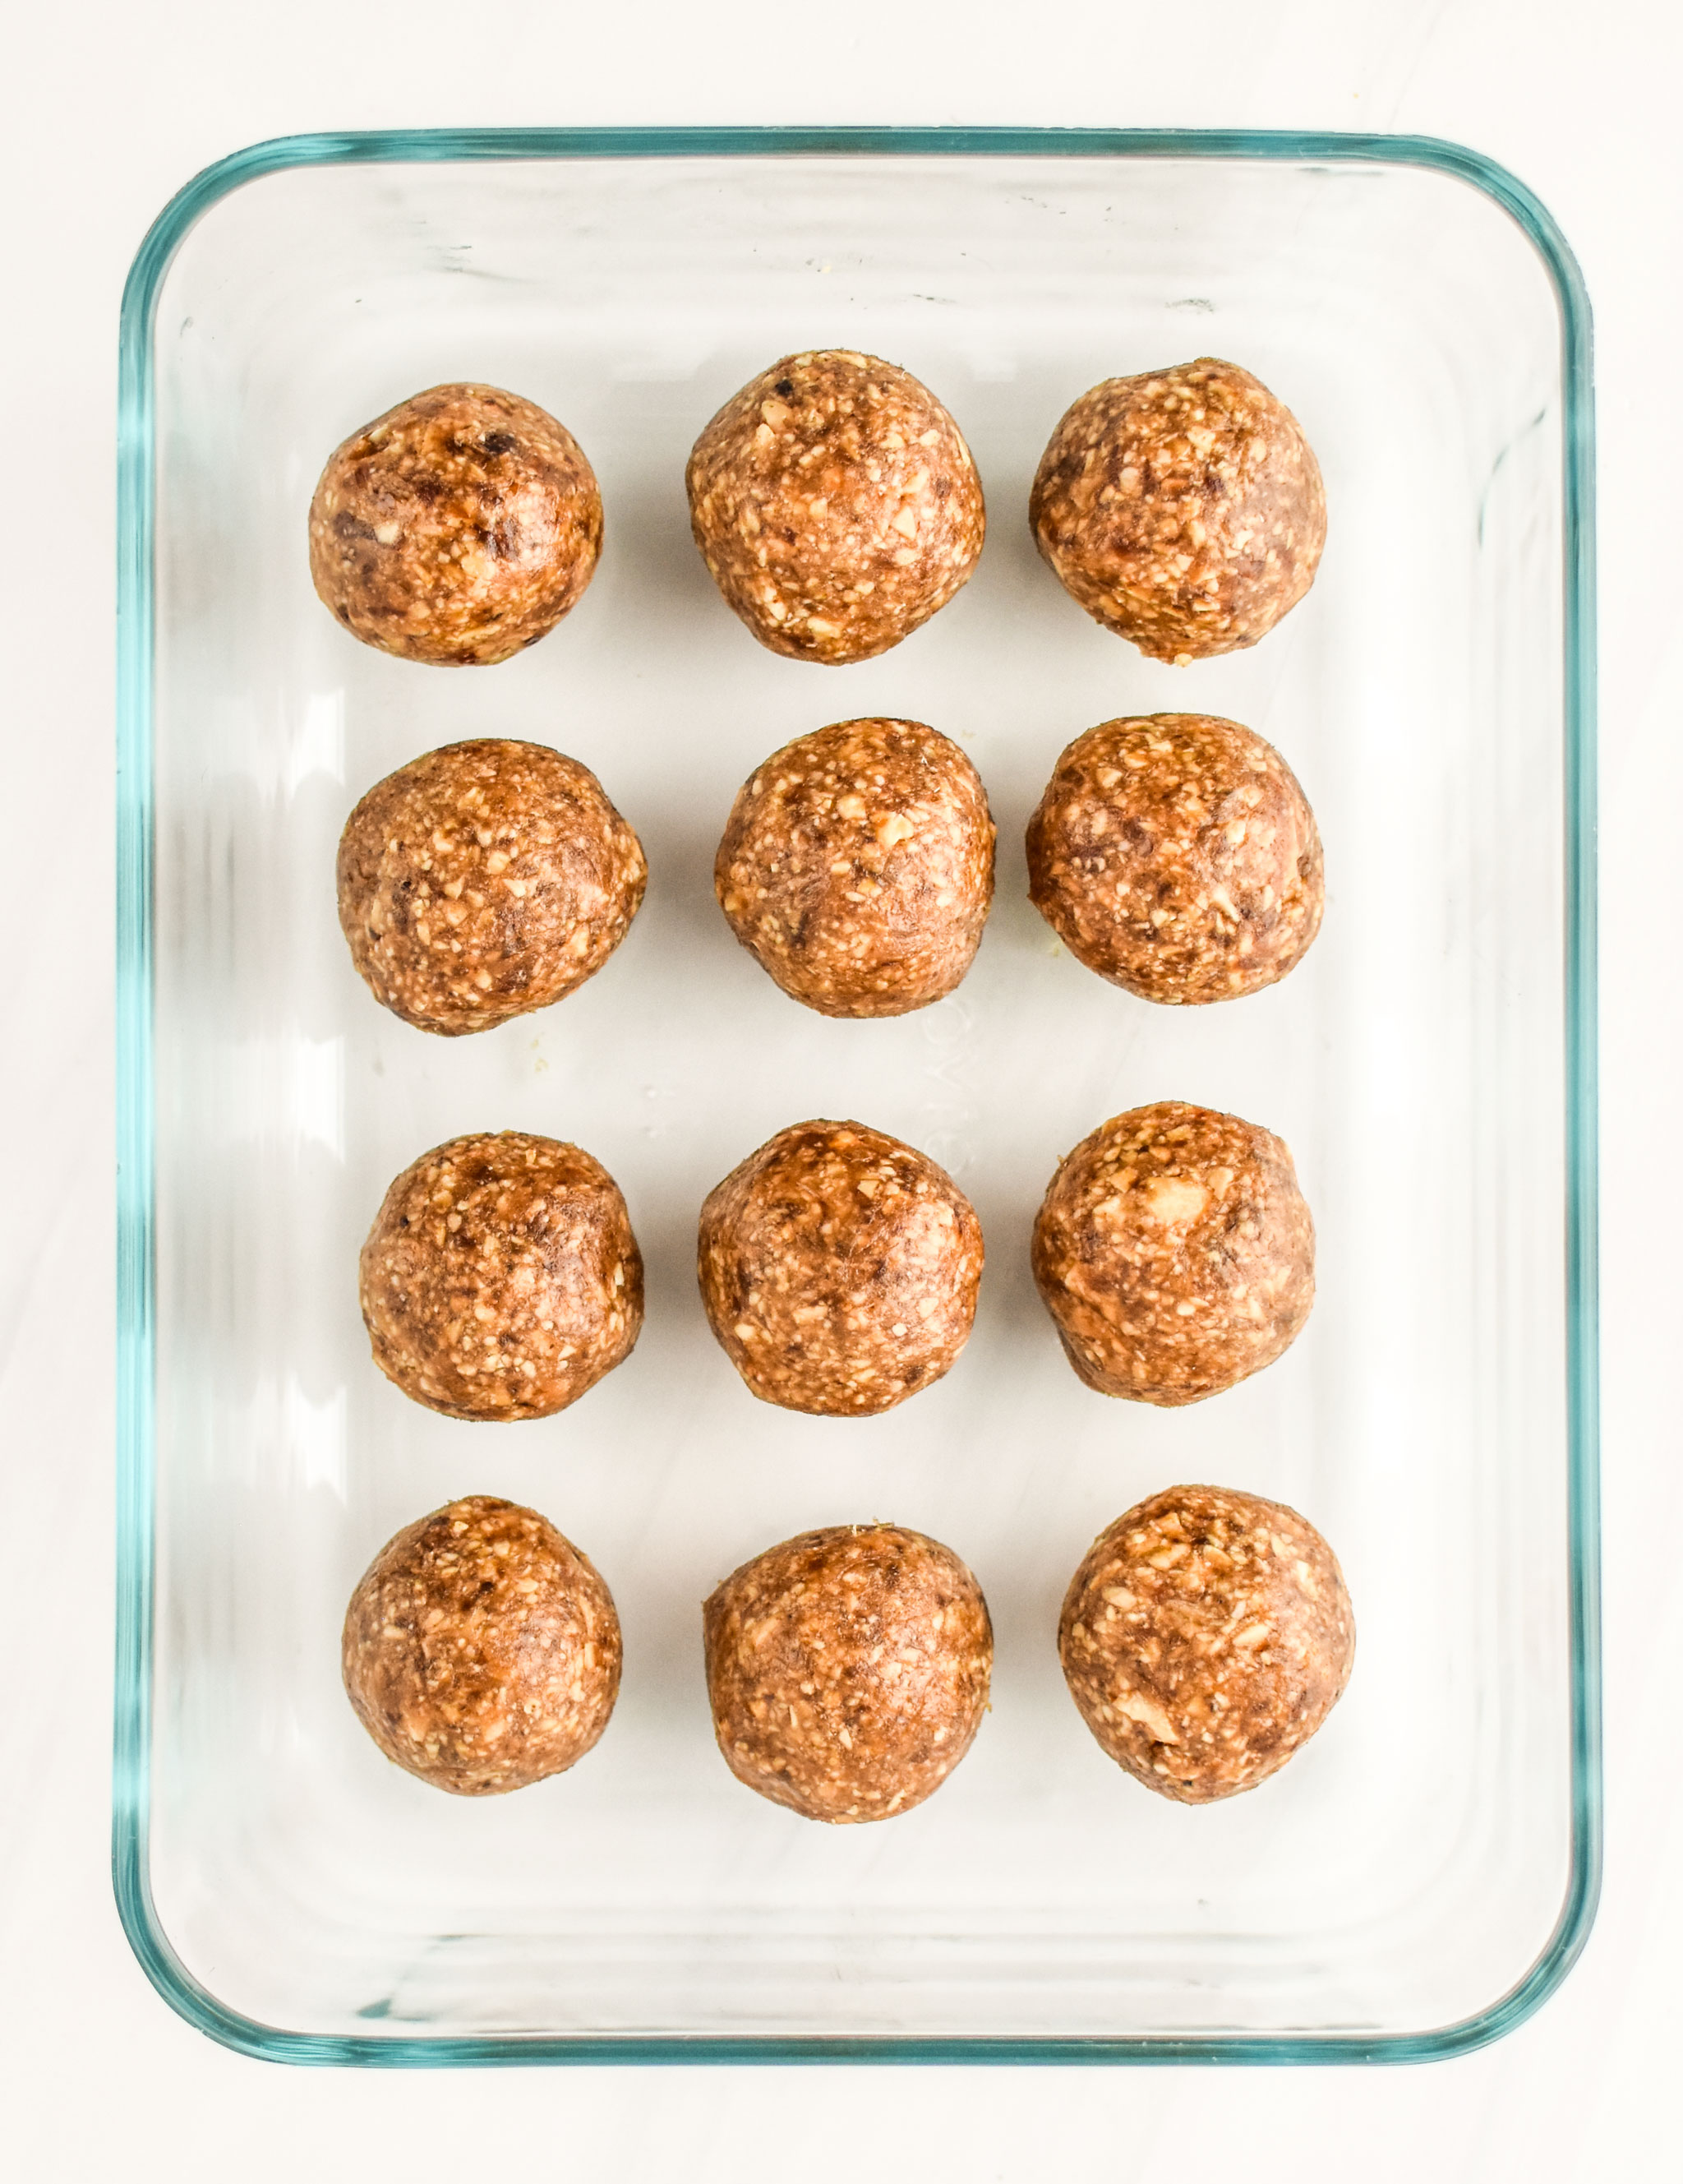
309,383,602,665
343,1496,621,1795
1032,1101,1313,1406
1026,713,1322,1003
1030,358,1326,663
698,1120,984,1416
686,350,985,663
337,739,646,1037
715,718,995,1017
704,1523,993,1823
360,1132,643,1421
1059,1484,1354,1803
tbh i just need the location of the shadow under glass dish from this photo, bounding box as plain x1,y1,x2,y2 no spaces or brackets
115,131,1598,2063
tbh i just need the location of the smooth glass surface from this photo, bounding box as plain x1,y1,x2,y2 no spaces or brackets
115,131,1599,2065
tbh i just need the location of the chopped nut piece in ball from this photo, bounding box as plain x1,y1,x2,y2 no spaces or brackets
1026,713,1322,1003
337,739,646,1037
704,1524,992,1822
343,1496,621,1795
309,383,603,665
1059,1484,1354,1803
1030,358,1326,663
1032,1101,1313,1406
360,1132,643,1421
686,350,985,663
698,1120,984,1416
716,718,995,1017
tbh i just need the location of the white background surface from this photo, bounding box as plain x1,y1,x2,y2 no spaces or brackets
0,2,1675,2175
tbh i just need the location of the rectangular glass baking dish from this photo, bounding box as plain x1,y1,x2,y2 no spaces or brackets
114,128,1600,2066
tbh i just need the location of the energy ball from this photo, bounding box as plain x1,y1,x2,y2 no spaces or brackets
698,1120,983,1416
1030,358,1326,663
703,1524,992,1823
1059,1484,1354,1803
309,383,603,665
715,718,995,1017
1032,1101,1313,1406
1026,713,1323,1004
360,1131,643,1421
337,739,646,1037
343,1496,621,1795
686,349,985,663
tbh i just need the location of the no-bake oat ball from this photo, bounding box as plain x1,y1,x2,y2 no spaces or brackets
715,718,995,1016
343,1495,621,1795
360,1131,643,1422
703,1523,993,1823
686,350,985,663
1032,1101,1313,1406
1030,358,1326,663
1059,1484,1354,1803
698,1120,984,1417
309,383,603,665
337,739,646,1037
1026,713,1322,1004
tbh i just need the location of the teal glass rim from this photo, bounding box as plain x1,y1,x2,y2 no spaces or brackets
113,124,1601,2068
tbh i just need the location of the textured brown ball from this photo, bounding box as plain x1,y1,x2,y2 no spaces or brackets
343,1496,621,1795
360,1132,643,1421
1030,358,1326,663
337,739,646,1037
703,1524,993,1823
715,718,995,1017
1059,1485,1354,1803
698,1120,984,1417
309,383,603,665
1026,713,1322,1004
686,350,985,663
1032,1101,1313,1406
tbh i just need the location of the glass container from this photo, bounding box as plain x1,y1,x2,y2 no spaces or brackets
115,128,1599,2064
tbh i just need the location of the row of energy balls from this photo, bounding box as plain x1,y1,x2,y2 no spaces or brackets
315,349,1353,1819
